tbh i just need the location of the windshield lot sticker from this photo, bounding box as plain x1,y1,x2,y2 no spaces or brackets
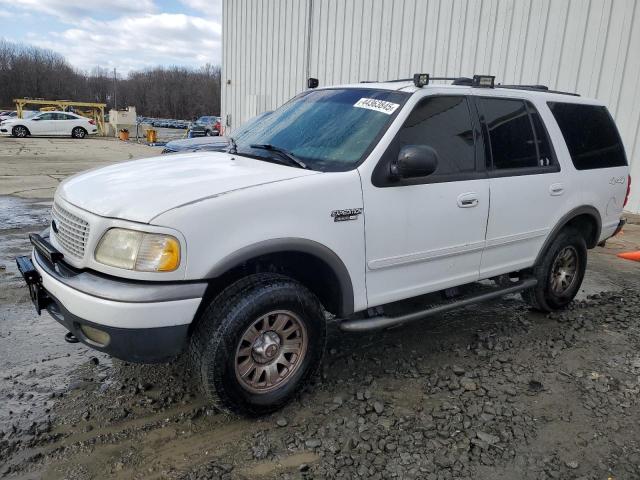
354,98,400,115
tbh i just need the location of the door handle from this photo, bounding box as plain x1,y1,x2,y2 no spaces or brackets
549,183,564,196
457,192,479,208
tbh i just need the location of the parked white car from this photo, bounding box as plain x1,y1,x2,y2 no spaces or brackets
0,111,98,138
0,111,16,122
16,74,629,415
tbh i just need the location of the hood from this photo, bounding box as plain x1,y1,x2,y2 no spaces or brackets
165,136,229,151
58,152,318,223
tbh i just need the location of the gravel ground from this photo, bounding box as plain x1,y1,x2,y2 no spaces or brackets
2,219,639,480
1,137,640,479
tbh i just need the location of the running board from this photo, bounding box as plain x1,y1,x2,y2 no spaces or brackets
338,278,537,332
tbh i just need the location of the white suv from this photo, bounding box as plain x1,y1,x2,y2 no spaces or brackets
17,75,629,415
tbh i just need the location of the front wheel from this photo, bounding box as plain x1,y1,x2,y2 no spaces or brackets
71,127,87,139
12,126,29,138
190,273,326,415
522,227,587,312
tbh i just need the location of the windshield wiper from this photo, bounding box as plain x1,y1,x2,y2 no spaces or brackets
249,144,308,170
227,136,238,154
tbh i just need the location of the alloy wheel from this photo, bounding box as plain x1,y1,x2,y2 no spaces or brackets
550,246,579,295
234,310,308,394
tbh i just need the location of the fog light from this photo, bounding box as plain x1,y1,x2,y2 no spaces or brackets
80,325,111,346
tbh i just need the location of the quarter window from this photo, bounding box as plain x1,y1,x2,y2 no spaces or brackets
386,96,476,177
548,102,627,170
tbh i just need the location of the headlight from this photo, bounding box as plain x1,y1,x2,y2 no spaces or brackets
95,228,180,272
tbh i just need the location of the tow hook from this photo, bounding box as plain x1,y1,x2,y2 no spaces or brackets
65,332,79,344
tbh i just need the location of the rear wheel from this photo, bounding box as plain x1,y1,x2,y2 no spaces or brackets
522,227,587,311
72,127,87,139
12,126,29,138
190,273,326,415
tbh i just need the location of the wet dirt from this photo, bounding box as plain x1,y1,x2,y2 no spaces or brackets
1,141,640,479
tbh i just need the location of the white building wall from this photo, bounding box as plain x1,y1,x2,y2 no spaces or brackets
222,0,640,213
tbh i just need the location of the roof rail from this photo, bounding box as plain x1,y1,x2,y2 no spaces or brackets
360,74,580,96
495,84,580,97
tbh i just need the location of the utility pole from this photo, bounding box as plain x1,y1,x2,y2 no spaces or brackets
113,68,117,111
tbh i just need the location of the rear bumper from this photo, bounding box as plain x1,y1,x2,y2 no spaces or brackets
23,247,206,363
599,218,626,247
613,218,626,237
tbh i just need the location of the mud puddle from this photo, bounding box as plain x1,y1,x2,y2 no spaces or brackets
2,195,640,479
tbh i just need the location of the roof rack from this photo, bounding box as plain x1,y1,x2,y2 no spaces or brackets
369,76,472,84
360,73,580,96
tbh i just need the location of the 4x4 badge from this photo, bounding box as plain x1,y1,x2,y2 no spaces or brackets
331,208,363,222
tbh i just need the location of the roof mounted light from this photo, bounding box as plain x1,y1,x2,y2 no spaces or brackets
413,73,430,88
472,75,495,88
307,78,319,89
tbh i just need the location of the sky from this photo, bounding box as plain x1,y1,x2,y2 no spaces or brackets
0,0,222,74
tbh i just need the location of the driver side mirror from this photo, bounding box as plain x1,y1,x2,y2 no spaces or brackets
32,117,41,121
390,145,439,179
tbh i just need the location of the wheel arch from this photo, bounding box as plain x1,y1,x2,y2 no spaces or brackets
199,239,355,319
535,206,602,265
12,125,30,136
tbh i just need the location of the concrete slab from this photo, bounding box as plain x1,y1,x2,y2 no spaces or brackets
0,136,160,199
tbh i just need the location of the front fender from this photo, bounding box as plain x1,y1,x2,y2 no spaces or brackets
152,170,367,313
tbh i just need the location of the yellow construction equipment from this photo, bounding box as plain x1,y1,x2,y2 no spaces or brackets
14,98,107,136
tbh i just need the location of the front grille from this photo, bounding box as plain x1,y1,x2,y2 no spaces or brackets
51,202,90,259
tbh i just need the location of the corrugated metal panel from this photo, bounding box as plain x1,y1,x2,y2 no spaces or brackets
222,0,640,212
222,0,310,133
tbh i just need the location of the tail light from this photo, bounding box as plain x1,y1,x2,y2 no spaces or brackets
88,119,96,125
623,175,631,208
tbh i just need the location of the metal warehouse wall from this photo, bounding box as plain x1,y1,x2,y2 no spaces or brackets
222,0,640,213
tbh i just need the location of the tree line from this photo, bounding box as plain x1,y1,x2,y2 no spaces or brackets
0,40,221,119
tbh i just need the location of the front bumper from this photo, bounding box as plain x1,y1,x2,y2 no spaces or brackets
16,243,206,363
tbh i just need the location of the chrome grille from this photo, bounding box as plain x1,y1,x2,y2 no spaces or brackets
51,202,90,259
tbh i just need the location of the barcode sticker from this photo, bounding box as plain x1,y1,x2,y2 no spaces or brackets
354,98,400,115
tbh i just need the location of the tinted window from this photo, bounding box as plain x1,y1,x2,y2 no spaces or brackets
37,113,56,120
548,102,627,170
386,96,476,177
480,98,538,170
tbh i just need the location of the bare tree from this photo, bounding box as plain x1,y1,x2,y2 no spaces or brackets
0,40,221,118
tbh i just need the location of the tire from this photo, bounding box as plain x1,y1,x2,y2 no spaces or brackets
190,273,326,415
522,227,587,312
72,127,87,139
12,125,29,138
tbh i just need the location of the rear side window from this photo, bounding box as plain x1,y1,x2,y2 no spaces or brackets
388,96,476,177
548,102,627,170
478,98,555,171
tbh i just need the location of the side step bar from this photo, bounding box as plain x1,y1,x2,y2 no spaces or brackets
338,278,537,332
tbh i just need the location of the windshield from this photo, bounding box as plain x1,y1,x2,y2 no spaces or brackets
233,111,272,139
234,88,408,171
